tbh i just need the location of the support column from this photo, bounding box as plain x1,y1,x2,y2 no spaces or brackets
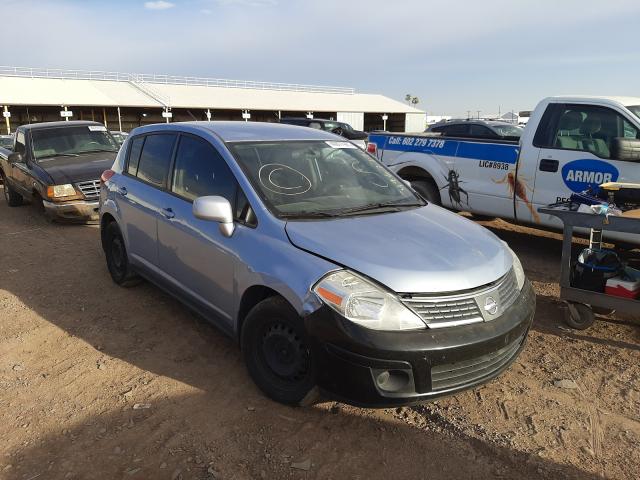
3,106,10,134
103,108,108,128
117,107,122,132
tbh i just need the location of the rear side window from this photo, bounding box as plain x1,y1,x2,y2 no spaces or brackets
443,124,470,137
171,135,236,203
127,136,145,176
136,134,177,188
469,125,495,138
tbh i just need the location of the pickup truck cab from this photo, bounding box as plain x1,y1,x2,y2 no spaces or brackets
0,121,119,221
368,96,640,243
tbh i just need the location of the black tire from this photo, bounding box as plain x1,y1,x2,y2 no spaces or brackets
564,302,596,330
241,296,319,406
1,175,23,207
410,179,441,206
104,221,141,287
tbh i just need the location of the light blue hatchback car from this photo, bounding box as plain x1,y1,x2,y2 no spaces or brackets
99,121,535,407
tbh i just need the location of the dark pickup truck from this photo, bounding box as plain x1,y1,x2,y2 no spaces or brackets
0,121,119,221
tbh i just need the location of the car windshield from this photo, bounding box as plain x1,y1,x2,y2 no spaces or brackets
0,137,13,148
628,105,640,121
230,140,424,219
491,124,523,137
31,125,119,160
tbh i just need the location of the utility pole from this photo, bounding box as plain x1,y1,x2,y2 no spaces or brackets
477,110,481,119
466,110,471,120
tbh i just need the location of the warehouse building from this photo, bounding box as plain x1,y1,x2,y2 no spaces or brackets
0,67,426,134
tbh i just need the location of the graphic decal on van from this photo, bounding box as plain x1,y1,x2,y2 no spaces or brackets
561,159,619,193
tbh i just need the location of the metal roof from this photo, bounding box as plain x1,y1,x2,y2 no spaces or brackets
0,66,424,114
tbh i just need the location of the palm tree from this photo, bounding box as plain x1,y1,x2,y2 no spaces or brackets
411,97,420,106
405,94,412,105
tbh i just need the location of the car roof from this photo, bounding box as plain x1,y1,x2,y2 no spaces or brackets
131,121,341,142
280,117,337,123
20,120,105,131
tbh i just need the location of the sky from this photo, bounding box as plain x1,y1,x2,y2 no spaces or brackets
1,0,639,116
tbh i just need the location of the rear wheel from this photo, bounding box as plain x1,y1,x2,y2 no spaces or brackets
241,296,318,406
1,174,23,207
104,222,141,287
410,179,441,206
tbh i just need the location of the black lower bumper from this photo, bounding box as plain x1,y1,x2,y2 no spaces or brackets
304,280,536,408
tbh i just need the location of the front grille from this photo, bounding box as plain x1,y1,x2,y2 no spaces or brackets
401,268,520,328
402,297,483,327
497,269,519,311
431,334,525,391
76,179,100,199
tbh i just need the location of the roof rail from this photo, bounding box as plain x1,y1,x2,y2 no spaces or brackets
0,66,356,95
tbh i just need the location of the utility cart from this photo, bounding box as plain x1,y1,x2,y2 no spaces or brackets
538,207,640,329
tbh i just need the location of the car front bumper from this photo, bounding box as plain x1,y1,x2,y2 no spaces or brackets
42,199,100,222
305,280,536,407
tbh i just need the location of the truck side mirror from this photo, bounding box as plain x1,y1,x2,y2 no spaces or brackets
611,137,640,162
8,152,23,164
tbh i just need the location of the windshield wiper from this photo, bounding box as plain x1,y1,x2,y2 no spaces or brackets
37,153,79,159
279,210,338,219
79,149,118,154
336,201,423,215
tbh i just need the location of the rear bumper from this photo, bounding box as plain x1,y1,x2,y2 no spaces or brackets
305,280,536,407
42,199,100,222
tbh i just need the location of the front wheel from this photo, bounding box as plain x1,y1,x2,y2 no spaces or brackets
104,222,141,287
241,296,318,406
1,175,23,207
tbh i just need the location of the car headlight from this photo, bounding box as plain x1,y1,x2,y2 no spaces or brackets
507,247,526,290
313,270,426,331
47,184,80,199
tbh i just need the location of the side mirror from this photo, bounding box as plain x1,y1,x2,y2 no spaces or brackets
192,196,235,237
8,152,23,164
611,137,640,161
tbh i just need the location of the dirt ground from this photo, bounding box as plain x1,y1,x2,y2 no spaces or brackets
1,194,639,480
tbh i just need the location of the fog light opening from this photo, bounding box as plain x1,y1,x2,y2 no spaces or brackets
375,369,411,393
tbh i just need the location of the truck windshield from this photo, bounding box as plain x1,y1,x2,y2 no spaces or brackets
628,105,640,121
31,125,119,160
230,140,424,219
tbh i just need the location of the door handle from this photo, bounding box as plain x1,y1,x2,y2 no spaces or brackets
161,207,175,219
539,159,559,172
117,186,128,196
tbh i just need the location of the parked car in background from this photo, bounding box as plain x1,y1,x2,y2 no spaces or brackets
429,119,523,140
0,134,14,149
0,121,119,221
99,121,535,407
279,117,368,148
110,131,129,145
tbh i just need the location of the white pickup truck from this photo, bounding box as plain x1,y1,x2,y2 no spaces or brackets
368,96,640,243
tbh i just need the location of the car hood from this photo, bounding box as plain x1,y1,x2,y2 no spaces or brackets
37,151,117,184
285,204,512,293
